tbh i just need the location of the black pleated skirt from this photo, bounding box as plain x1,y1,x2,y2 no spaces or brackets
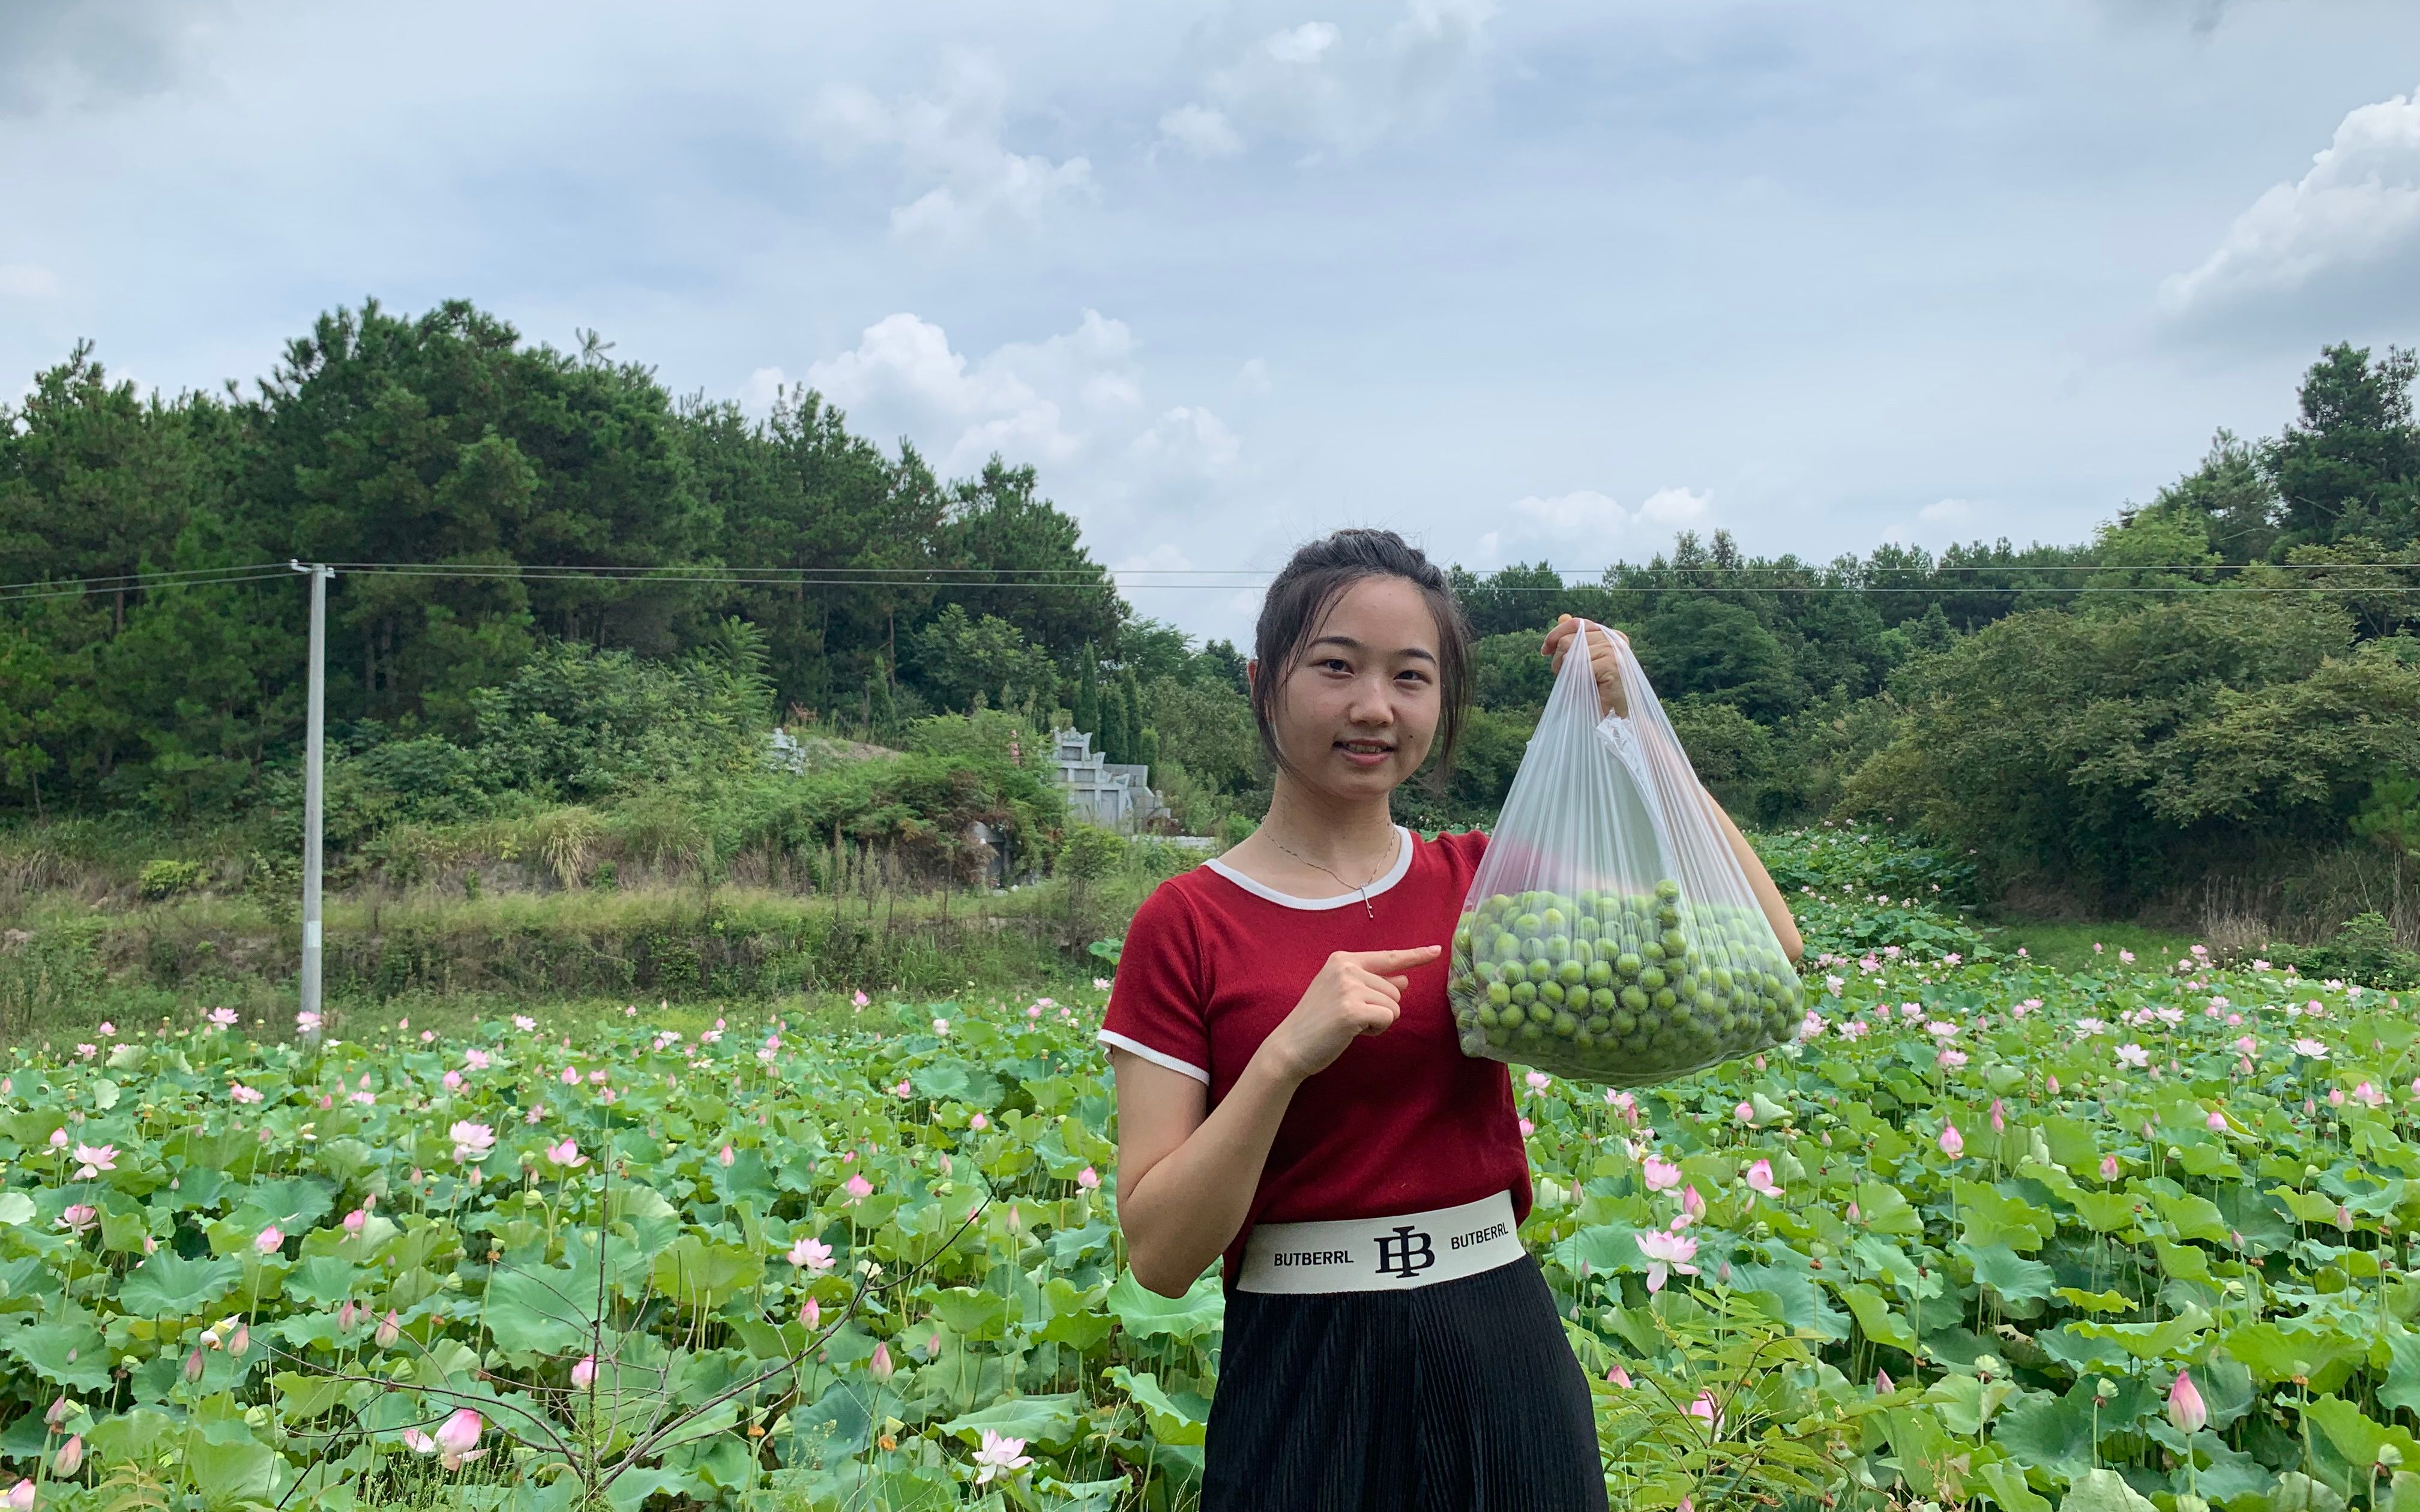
1202,1253,1607,1512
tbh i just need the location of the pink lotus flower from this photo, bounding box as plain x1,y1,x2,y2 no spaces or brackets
449,1121,496,1163
1733,1102,1756,1124
1642,1156,1682,1191
1077,1166,1101,1190
2118,949,2136,964
376,1310,400,1348
561,1066,580,1085
788,1237,835,1274
1634,1229,1699,1292
2046,1074,2060,1096
2168,1370,2208,1435
342,1208,367,1235
514,1015,537,1031
1744,1160,1781,1198
229,1322,248,1354
51,1436,81,1477
2207,1109,2227,1131
56,1204,95,1235
2099,1154,2121,1183
1938,1124,1963,1159
852,991,870,1008
969,1114,989,1132
1936,1048,1967,1069
932,1018,950,1037
2114,1043,2149,1069
867,1342,895,1381
972,1428,1034,1484
893,1081,912,1099
208,1007,238,1027
801,1297,822,1329
1687,1391,1723,1435
1989,1099,2006,1134
8,1477,34,1508
435,1408,483,1458
441,1071,463,1091
1518,1118,1535,1138
718,1144,736,1167
254,1225,283,1255
1681,1186,1707,1223
402,1429,435,1454
1876,1369,1894,1393
71,1144,115,1179
1606,1363,1633,1388
229,1082,263,1104
844,1174,873,1200
571,1354,597,1389
296,1010,322,1033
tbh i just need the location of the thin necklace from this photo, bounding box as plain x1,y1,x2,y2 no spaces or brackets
1267,827,1400,919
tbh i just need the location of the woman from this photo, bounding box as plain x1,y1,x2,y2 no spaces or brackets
1100,529,1803,1511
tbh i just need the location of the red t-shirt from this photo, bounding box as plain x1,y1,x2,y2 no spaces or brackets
1099,827,1532,1289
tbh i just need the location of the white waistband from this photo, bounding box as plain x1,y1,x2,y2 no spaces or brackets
1236,1190,1524,1295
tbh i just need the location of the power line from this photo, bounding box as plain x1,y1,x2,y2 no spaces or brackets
4,557,2419,607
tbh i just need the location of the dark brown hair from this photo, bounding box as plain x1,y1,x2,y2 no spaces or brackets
1250,529,1473,787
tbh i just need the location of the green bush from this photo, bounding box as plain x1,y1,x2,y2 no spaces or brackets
135,859,208,900
2264,911,2420,990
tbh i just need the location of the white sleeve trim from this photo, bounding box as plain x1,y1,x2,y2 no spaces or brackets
1097,1030,1210,1085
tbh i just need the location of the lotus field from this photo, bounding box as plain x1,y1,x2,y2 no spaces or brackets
3,838,2419,1510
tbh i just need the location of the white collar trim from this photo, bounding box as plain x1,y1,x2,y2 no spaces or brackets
1203,826,1416,911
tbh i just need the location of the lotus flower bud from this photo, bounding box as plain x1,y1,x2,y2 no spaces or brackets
50,1436,80,1477
868,1342,895,1382
571,1354,597,1389
375,1310,400,1348
2167,1370,2208,1435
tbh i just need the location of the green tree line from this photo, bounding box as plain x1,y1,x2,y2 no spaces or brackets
5,301,2416,918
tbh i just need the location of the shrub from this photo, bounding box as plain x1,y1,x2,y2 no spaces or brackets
136,859,208,901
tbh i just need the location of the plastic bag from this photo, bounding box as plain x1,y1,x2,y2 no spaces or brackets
1448,620,1804,1085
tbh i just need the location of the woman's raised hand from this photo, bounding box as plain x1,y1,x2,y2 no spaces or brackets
1541,614,1629,718
1258,946,1442,1085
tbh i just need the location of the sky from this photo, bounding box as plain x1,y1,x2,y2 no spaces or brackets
3,0,2417,643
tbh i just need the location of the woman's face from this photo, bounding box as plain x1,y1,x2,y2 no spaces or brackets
1259,575,1443,802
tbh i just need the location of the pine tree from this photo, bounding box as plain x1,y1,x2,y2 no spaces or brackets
1118,668,1144,767
1073,644,1101,749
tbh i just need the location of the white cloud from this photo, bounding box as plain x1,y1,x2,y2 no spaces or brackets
1191,1,1496,158
1235,357,1271,395
1129,404,1241,475
1265,23,1343,66
736,365,789,411
1473,487,1711,567
0,264,59,299
2161,83,2420,318
1113,542,1197,595
813,63,1095,243
1157,103,1243,158
802,308,1245,494
1918,497,1978,523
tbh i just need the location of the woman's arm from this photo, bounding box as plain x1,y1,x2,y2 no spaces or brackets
1700,785,1804,963
1543,616,1802,963
1111,946,1440,1296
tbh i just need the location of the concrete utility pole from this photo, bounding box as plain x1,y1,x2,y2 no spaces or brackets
289,562,333,1021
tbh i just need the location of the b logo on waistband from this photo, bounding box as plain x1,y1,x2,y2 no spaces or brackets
1373,1225,1436,1279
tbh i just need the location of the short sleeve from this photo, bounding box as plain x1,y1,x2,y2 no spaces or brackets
1099,882,1212,1084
